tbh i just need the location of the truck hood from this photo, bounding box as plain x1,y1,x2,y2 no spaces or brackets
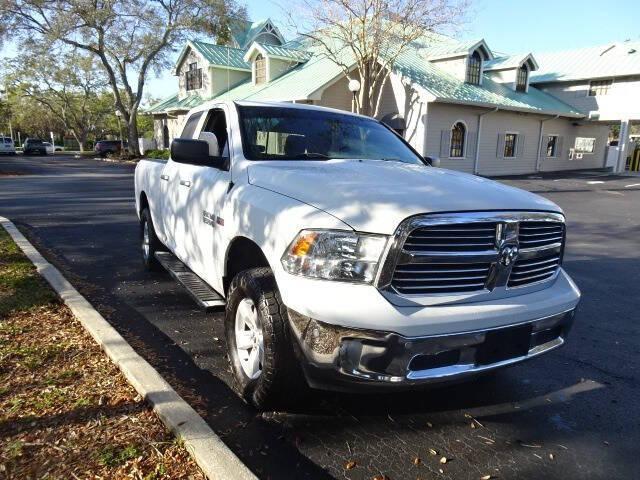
247,160,561,234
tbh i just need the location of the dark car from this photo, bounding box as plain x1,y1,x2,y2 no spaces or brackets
23,138,48,156
95,140,127,158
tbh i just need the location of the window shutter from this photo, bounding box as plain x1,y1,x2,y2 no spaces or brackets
517,134,525,158
557,136,564,158
496,134,504,158
440,130,450,158
466,131,477,160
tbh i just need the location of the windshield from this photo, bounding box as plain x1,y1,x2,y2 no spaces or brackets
237,105,424,165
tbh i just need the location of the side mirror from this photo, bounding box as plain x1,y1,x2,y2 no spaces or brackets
171,138,226,169
424,156,441,167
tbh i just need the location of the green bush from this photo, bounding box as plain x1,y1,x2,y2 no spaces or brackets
144,149,170,160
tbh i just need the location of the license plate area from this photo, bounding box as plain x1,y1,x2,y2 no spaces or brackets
476,324,532,366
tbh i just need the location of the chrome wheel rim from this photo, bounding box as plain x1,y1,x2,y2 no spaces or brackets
142,221,150,260
234,298,263,380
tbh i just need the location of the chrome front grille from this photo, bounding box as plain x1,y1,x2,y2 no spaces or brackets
518,221,565,249
402,223,497,253
508,252,561,288
378,212,566,299
392,262,492,294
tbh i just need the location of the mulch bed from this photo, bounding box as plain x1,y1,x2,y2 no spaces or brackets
0,229,205,479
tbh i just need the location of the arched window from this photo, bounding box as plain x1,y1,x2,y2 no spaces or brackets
255,54,266,84
516,64,529,92
466,50,482,85
450,122,466,158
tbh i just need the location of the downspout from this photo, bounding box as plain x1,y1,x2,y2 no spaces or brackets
474,107,498,174
536,114,560,172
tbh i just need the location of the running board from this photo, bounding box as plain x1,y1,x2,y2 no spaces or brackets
155,251,225,311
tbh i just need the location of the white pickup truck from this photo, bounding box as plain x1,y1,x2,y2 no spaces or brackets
135,100,580,409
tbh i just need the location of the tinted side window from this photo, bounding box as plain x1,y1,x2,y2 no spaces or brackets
202,109,229,158
181,112,203,139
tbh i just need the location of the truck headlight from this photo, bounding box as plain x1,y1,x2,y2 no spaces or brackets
281,230,388,284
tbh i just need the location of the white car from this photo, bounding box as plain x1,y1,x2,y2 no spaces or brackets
0,136,16,155
134,101,580,409
43,142,55,155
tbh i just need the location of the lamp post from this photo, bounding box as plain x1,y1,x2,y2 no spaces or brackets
115,110,124,153
347,79,361,114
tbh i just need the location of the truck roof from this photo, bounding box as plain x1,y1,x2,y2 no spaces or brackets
190,99,369,120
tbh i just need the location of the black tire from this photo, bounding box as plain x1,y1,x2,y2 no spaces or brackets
140,208,163,271
225,267,306,410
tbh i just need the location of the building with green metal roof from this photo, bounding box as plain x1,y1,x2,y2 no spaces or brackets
149,17,622,175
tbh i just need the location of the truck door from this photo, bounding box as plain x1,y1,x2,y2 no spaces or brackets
178,107,233,294
160,110,204,253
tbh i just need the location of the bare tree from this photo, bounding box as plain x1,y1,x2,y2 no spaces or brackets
287,0,467,117
6,51,111,151
1,0,245,155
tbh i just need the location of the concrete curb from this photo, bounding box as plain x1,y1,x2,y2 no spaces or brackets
0,217,257,480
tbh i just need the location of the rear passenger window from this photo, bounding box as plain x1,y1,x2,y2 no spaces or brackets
181,112,203,139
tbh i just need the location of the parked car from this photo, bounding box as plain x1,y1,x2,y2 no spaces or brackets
23,138,47,156
135,101,580,409
95,140,126,157
0,136,16,155
43,142,55,155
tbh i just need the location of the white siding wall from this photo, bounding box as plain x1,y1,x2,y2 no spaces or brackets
538,119,609,171
268,58,297,82
425,103,486,174
536,76,640,121
426,103,609,176
210,67,250,98
152,115,185,149
176,49,210,100
431,57,467,82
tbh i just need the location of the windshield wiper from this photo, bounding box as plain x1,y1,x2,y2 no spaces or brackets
299,152,331,159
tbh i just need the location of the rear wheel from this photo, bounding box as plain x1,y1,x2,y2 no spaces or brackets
140,208,163,271
225,267,306,410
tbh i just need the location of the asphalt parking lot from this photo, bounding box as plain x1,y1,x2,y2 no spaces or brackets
1,154,639,479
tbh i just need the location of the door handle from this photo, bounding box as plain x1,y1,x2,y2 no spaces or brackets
179,180,192,188
160,174,169,181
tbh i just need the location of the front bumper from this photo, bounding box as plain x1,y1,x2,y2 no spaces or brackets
288,308,575,392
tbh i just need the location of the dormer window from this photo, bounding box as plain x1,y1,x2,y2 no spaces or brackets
255,54,266,84
466,51,482,85
516,64,529,92
185,62,202,91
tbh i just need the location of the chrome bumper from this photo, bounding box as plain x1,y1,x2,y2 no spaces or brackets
288,308,575,391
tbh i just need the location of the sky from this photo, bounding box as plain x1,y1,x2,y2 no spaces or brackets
3,0,640,100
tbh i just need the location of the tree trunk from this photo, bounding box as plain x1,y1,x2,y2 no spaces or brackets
126,116,140,156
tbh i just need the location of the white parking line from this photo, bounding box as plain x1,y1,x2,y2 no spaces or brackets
625,183,640,188
587,181,605,184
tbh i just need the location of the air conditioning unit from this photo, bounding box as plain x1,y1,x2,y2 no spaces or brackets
588,111,600,121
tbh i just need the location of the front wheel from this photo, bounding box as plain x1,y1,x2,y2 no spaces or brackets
140,208,163,271
225,268,306,410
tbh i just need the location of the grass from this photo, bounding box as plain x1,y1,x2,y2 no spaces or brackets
0,226,204,479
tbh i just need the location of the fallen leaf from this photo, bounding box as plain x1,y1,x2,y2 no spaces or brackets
440,456,448,464
345,460,356,470
429,448,438,456
426,422,433,428
549,453,555,460
471,422,476,429
480,475,492,480
413,457,421,465
439,468,444,474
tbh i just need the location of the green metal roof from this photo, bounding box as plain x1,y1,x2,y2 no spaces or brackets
190,41,250,70
531,41,640,83
393,44,583,117
257,43,312,62
484,53,533,71
149,29,584,118
146,93,203,114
